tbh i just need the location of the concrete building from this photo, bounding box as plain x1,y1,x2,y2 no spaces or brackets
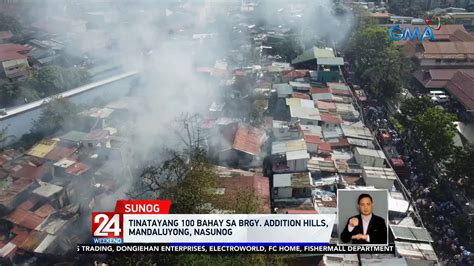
362,166,397,189
353,147,386,168
273,172,313,199
0,44,30,79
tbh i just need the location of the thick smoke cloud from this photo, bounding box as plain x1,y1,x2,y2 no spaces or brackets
16,0,353,208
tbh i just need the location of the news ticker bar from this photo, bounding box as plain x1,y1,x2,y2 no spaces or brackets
77,244,395,254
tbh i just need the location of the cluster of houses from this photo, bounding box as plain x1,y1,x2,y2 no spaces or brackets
267,46,439,265
0,97,137,262
198,21,440,262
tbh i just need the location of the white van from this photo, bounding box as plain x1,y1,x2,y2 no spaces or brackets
429,90,445,97
431,94,450,103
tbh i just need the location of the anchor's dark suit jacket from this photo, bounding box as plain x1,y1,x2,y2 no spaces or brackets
340,214,387,244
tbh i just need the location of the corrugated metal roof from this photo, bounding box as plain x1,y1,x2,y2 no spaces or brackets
290,172,312,187
232,126,267,156
59,131,89,142
7,208,45,230
317,57,344,66
44,145,77,161
273,173,292,187
355,147,386,158
312,93,334,101
292,47,335,65
290,106,321,121
34,204,56,218
395,241,438,262
285,98,314,108
26,140,58,158
33,182,63,198
391,226,433,243
286,150,310,160
65,161,90,176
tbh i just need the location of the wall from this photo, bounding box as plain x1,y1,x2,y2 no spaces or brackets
0,72,139,147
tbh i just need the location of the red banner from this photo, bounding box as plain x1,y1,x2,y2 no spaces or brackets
114,199,171,214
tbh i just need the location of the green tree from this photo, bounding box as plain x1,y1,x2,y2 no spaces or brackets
346,26,412,100
224,187,264,214
29,66,91,97
388,0,425,17
30,66,66,96
0,13,22,33
446,145,474,196
31,97,79,137
0,82,19,107
413,107,457,161
393,97,457,161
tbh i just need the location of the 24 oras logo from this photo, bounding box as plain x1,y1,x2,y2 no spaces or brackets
91,212,123,244
388,16,442,41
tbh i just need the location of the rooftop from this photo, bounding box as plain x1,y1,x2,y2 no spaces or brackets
0,43,30,62
390,225,433,243
7,208,45,230
394,241,438,262
273,172,312,188
79,107,114,119
341,125,373,140
289,106,321,121
26,140,58,159
217,175,270,213
44,145,78,162
59,130,89,143
272,139,307,154
316,100,336,110
320,113,343,124
445,71,474,111
232,126,267,156
291,47,336,65
355,147,386,159
362,166,397,181
421,41,474,60
32,181,63,198
413,69,474,89
303,133,322,144
285,98,315,108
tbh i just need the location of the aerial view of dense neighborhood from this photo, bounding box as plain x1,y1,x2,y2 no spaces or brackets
0,0,473,265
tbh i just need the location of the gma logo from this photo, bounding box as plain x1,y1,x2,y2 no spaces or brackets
388,26,435,41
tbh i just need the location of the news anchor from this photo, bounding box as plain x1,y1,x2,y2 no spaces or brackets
340,193,387,244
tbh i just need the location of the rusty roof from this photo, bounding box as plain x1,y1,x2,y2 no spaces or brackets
34,204,56,218
292,92,311,99
7,208,45,230
303,133,322,144
17,198,39,211
320,113,343,124
218,175,270,213
25,140,57,159
44,145,78,162
65,161,90,176
445,71,474,111
316,100,337,110
282,69,309,79
11,164,49,179
232,126,266,156
0,178,36,205
319,143,332,154
0,149,22,167
422,42,474,59
10,226,29,246
19,230,45,252
310,87,331,94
